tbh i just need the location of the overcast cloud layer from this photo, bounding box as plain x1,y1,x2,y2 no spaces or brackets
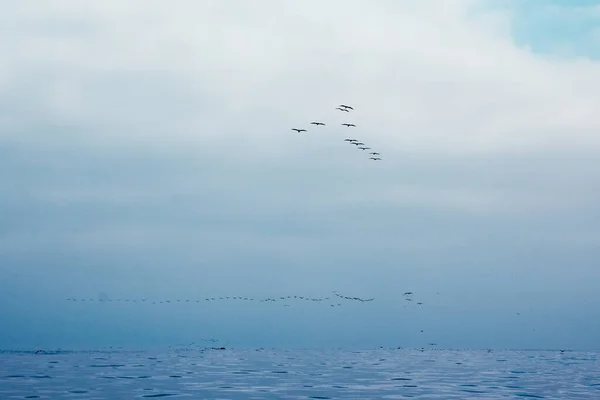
1,0,600,350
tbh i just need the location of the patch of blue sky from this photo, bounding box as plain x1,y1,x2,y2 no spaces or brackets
485,0,600,59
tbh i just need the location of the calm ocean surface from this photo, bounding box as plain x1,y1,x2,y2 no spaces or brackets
0,349,598,399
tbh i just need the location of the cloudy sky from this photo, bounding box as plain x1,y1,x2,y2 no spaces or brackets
1,0,600,350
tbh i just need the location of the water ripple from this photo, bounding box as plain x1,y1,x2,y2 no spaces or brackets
0,349,597,399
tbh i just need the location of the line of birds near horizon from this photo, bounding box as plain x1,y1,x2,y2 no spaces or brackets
291,105,382,161
51,290,537,353
65,291,426,308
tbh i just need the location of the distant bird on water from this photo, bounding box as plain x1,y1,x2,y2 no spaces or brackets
291,128,306,133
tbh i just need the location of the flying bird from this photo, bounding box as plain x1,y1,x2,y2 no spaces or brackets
370,157,382,161
310,122,325,126
353,142,365,146
335,107,350,112
358,147,370,150
291,128,306,133
342,123,356,127
344,139,357,142
370,152,380,155
339,105,354,110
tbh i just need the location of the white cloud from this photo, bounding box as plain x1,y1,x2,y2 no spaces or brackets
1,0,600,233
2,0,600,156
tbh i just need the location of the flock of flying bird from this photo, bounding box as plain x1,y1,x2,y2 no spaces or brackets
65,291,432,309
291,104,382,161
403,291,424,306
65,291,380,309
64,291,433,349
51,104,547,352
63,291,515,353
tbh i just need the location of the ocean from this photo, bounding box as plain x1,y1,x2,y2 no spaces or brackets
0,348,598,399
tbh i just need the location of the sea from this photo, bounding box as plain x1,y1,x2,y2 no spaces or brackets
0,348,598,399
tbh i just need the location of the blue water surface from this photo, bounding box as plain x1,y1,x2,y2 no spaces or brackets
1,348,598,399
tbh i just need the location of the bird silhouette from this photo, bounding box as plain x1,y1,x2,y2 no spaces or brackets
291,128,306,133
335,107,350,112
339,105,354,110
370,152,380,155
342,123,356,127
310,122,325,126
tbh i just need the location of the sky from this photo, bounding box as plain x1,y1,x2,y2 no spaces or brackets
1,0,600,351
